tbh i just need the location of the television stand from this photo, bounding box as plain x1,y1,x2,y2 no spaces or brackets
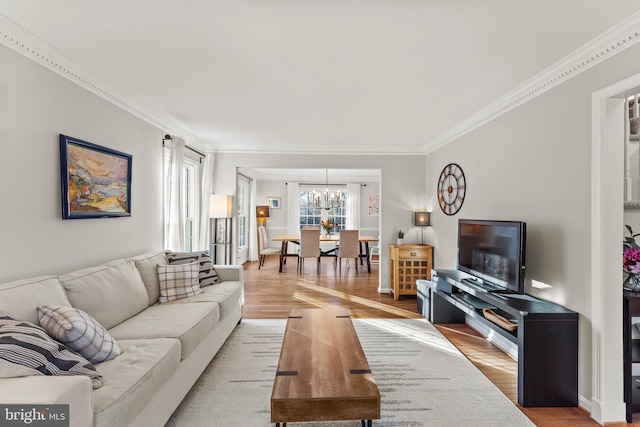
431,269,578,407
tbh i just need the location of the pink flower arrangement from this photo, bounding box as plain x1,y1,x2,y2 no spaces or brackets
624,225,640,289
624,247,640,275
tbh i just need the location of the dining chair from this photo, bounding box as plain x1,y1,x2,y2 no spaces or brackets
336,230,359,274
257,226,280,269
298,228,321,274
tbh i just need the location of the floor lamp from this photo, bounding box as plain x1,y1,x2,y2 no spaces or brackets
413,211,431,245
210,194,233,265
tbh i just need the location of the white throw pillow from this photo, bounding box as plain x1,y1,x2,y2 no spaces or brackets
38,305,121,363
157,262,201,303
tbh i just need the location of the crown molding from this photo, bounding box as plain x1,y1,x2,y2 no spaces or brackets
424,10,640,154
212,145,426,155
0,14,209,151
3,12,640,156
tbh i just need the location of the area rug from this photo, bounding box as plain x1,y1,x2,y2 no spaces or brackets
166,318,534,427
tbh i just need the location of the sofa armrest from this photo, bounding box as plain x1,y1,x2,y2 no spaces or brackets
0,376,93,427
213,265,244,283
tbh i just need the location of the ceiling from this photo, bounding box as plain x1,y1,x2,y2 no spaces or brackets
2,1,640,155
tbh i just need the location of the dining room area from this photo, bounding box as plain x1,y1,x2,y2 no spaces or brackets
237,167,381,264
236,167,392,312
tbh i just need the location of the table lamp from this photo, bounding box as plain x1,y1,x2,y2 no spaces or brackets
256,205,270,227
413,211,431,245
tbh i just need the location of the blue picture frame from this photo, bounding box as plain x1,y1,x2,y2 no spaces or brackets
59,134,132,219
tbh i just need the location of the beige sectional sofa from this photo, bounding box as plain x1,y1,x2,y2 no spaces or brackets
0,250,244,427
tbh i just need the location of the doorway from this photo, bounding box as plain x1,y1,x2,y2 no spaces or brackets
591,75,640,423
236,167,382,277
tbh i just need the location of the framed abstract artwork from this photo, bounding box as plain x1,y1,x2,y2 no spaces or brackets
368,194,379,216
59,134,132,219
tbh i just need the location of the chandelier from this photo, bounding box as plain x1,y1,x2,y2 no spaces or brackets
312,169,344,211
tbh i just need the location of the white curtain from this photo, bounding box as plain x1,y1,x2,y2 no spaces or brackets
197,153,214,251
248,178,258,262
287,182,300,242
287,182,300,235
346,183,360,230
164,137,185,251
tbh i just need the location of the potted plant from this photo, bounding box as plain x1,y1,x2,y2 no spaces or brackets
397,230,405,245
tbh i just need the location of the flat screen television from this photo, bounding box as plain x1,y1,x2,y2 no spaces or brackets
457,219,526,294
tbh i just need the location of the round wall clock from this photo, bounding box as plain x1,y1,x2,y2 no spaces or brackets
437,163,466,216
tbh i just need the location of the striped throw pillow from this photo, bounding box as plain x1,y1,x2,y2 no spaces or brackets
38,306,121,363
166,251,221,287
0,311,103,388
157,261,201,303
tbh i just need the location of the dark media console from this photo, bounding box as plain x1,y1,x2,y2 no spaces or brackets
430,269,578,407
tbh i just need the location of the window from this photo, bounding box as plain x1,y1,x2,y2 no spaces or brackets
163,146,201,251
237,180,248,250
183,159,199,252
299,187,347,231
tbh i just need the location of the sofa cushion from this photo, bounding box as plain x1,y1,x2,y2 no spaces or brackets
38,306,121,363
59,259,148,330
131,250,168,306
93,338,181,427
157,262,201,303
108,302,220,360
167,251,222,287
0,311,102,389
0,276,72,325
175,280,244,320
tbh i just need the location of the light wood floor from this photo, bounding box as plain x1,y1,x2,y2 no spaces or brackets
241,256,621,426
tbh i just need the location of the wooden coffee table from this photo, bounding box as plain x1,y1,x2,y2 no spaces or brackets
271,308,380,427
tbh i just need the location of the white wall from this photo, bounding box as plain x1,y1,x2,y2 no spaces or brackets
425,41,640,419
0,45,165,282
214,154,425,292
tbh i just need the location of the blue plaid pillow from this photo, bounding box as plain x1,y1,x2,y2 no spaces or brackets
38,306,121,363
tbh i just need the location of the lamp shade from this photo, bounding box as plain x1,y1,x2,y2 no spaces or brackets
256,205,270,218
413,211,431,227
210,194,232,218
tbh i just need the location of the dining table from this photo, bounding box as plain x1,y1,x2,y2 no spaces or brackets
272,234,378,273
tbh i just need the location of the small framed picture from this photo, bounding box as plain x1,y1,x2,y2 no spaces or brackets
267,197,281,209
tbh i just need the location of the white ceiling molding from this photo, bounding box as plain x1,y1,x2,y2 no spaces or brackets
0,15,210,152
424,10,640,154
3,12,640,156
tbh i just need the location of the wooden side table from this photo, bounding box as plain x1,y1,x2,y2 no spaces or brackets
389,244,433,300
